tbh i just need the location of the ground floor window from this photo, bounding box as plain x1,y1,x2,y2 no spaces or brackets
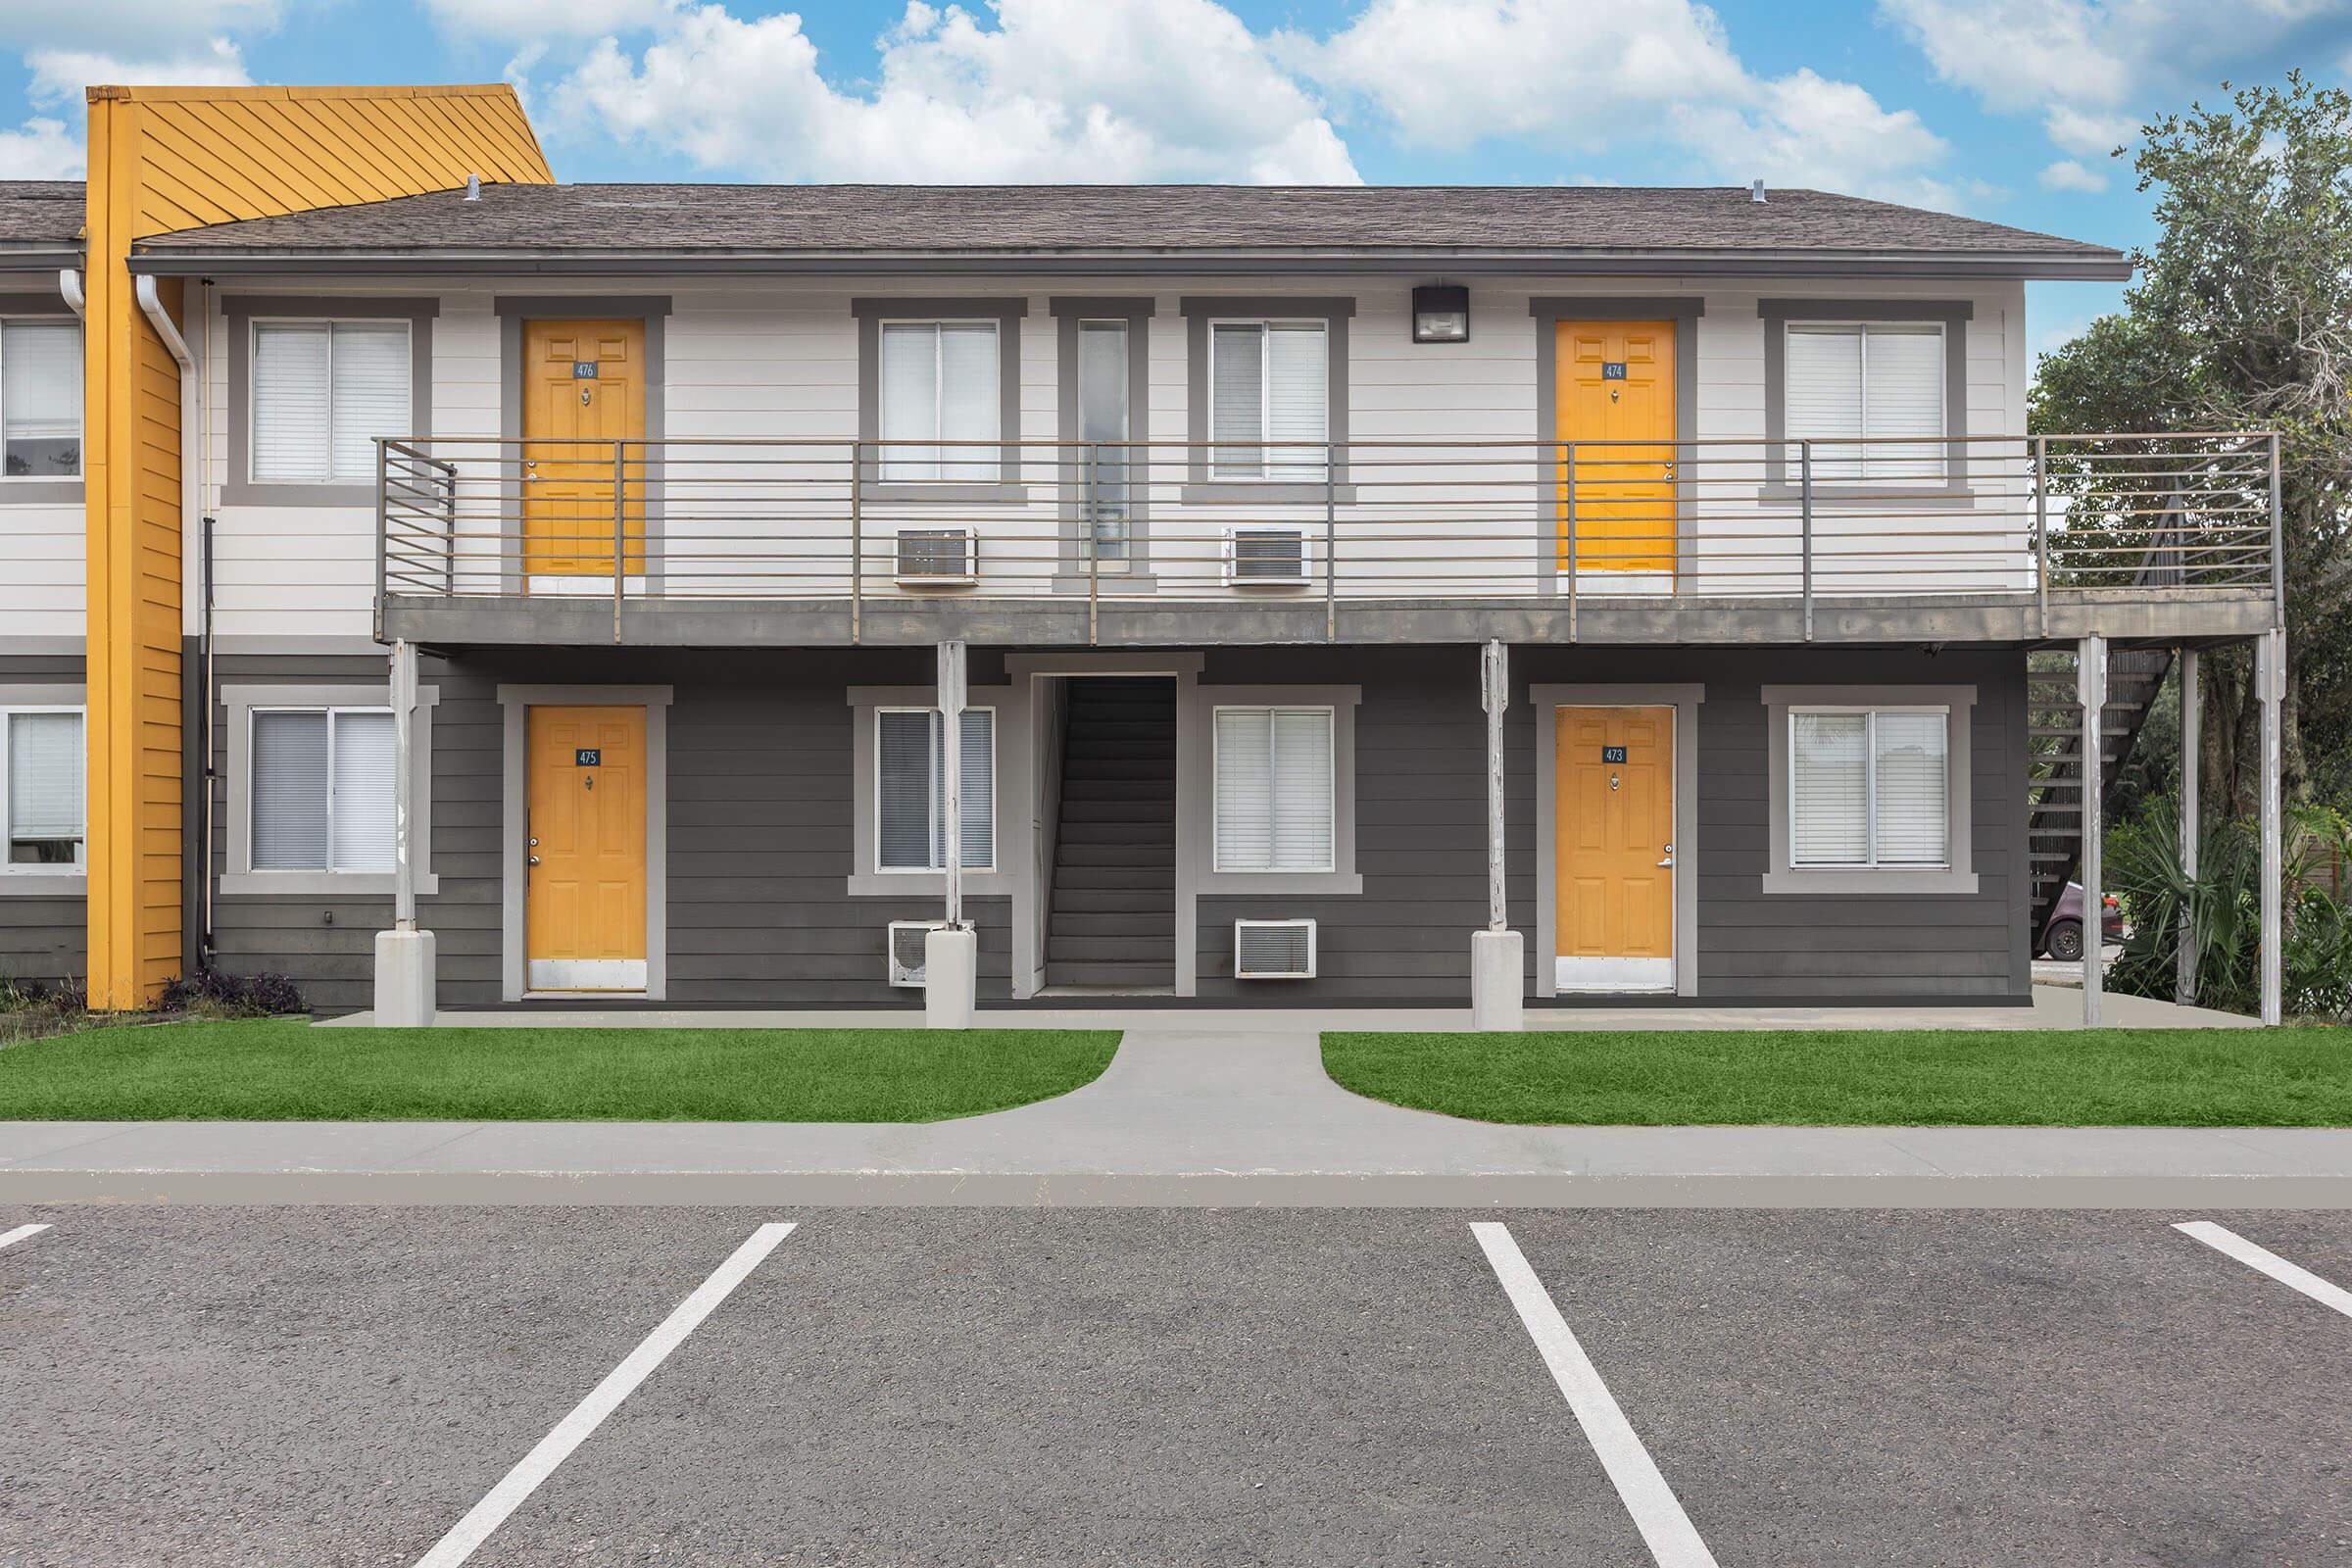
3,707,83,868
1788,707,1950,868
877,707,996,872
1212,706,1335,873
250,707,398,873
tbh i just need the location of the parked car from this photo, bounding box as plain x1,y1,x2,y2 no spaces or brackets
2039,882,2125,961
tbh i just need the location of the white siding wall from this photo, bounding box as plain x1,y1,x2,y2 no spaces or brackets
192,273,2030,640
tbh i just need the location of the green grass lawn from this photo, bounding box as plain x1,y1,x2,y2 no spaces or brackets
0,1019,1120,1122
1322,1028,2352,1126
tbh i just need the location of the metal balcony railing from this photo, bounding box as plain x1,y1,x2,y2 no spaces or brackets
375,432,2281,638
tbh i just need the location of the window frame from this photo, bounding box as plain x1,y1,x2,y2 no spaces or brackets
852,297,1026,502
245,704,400,876
875,318,1004,486
1760,682,1978,897
1179,295,1354,503
245,317,416,488
221,295,437,508
0,701,86,882
1758,298,1971,496
1204,318,1331,483
219,681,438,898
872,703,1000,876
0,315,84,489
1209,704,1338,875
1781,319,1947,483
1785,704,1952,871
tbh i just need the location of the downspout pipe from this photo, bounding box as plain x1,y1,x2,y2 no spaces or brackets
58,269,83,318
134,275,193,369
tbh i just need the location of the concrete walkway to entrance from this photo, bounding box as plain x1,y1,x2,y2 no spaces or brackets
3,986,2338,1206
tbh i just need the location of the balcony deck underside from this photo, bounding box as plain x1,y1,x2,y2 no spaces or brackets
380,587,2275,650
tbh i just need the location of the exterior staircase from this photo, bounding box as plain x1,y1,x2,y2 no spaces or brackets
1044,678,1178,991
2026,645,2175,944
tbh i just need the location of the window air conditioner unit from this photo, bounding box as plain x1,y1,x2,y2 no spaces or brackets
896,527,977,585
888,920,947,987
1223,525,1309,586
1234,918,1317,980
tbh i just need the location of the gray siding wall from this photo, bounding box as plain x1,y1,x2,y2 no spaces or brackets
0,649,86,988
1194,644,2029,1004
200,642,2024,1011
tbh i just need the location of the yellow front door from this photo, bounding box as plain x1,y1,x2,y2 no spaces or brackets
522,318,647,578
526,706,648,991
1555,320,1677,574
1554,707,1675,991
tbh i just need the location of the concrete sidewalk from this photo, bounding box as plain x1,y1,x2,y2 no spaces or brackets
3,1014,2340,1206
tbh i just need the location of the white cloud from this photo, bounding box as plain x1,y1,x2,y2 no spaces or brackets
0,117,81,179
1882,0,2352,159
24,38,251,107
1287,0,1962,206
552,0,1359,183
2039,158,2108,193
0,0,278,54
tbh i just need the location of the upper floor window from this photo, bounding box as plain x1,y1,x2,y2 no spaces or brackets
876,707,996,872
250,319,413,484
880,320,1000,482
1210,320,1327,480
3,707,83,870
250,706,397,873
1788,707,1950,869
1785,322,1944,480
1,319,81,480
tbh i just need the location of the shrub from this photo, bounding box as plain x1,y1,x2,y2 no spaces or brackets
2109,801,2352,1023
159,968,306,1018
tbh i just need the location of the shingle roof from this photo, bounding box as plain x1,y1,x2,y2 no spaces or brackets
0,181,85,248
129,181,2125,272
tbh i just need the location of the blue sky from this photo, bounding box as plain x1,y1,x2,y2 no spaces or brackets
3,0,2346,355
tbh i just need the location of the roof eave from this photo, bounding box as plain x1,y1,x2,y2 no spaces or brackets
123,244,2132,282
0,243,86,270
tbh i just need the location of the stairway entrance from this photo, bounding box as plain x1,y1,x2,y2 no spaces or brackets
2027,644,2175,946
1042,677,1178,992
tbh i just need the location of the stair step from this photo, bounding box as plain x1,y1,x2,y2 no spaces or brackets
1050,910,1175,939
1057,799,1176,824
1044,960,1179,988
1050,885,1173,911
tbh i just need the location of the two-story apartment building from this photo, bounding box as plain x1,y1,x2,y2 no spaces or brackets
1,83,2292,1023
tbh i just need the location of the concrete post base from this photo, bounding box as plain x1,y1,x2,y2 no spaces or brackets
925,926,978,1029
1470,929,1524,1031
372,928,437,1028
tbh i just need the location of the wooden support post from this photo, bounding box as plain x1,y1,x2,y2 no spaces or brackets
2177,647,2199,1005
1482,639,1508,932
2259,627,2285,1026
938,639,967,931
390,637,416,934
2079,634,2106,1026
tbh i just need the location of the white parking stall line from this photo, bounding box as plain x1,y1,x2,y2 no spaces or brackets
1471,1222,1722,1568
0,1223,50,1252
2175,1220,2352,1322
413,1221,798,1568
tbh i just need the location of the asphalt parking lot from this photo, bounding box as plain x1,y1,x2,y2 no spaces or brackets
2,1208,2348,1567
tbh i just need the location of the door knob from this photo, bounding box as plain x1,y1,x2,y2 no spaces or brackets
528,855,541,866
1657,841,1676,867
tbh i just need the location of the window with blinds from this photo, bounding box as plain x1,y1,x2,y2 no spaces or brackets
4,709,83,867
1784,322,1943,479
250,320,412,484
876,707,995,872
1,320,81,480
1788,708,1949,868
250,708,397,873
1209,321,1327,480
1213,707,1335,873
879,321,1000,482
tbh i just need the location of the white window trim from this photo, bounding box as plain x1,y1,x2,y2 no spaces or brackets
1786,705,1952,871
219,681,438,898
245,316,415,487
0,700,85,887
1784,319,1946,481
1206,318,1330,482
1209,704,1338,875
872,703,999,876
1761,683,1977,897
877,318,1002,484
0,317,84,486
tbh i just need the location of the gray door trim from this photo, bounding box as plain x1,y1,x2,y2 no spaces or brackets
1530,681,1704,999
497,683,673,1002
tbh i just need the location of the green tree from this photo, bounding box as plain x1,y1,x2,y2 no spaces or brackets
2034,74,2352,811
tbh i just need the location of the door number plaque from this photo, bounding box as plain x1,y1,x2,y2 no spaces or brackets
1600,362,1628,379
571,362,600,379
1601,746,1628,762
574,748,602,766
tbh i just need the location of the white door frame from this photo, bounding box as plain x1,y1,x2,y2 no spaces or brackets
1532,683,1704,999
